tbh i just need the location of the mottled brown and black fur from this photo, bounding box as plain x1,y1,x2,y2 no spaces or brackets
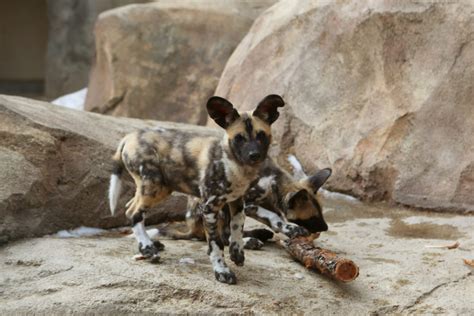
109,95,284,284
162,157,332,248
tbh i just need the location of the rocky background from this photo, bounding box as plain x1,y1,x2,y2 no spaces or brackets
214,0,474,212
46,0,153,98
1,0,473,243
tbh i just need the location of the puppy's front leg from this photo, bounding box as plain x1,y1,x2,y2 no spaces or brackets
245,204,308,238
201,200,236,284
228,200,245,266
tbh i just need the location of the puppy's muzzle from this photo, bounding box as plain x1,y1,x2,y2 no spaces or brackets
249,151,261,162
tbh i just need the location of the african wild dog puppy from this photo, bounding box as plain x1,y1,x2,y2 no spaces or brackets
108,95,284,284
164,156,332,247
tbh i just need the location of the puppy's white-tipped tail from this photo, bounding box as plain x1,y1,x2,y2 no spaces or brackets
109,174,122,216
109,139,126,216
287,154,307,179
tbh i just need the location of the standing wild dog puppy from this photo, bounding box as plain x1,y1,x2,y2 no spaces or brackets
108,95,284,284
165,157,332,247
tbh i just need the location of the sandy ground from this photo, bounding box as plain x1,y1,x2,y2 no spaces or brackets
1,196,473,315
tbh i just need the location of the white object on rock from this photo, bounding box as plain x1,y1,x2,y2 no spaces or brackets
52,88,87,110
53,226,107,238
133,254,147,261
179,257,195,265
293,273,304,280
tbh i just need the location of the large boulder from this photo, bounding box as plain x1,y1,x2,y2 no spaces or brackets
45,0,150,99
215,0,474,213
84,0,277,124
0,95,216,242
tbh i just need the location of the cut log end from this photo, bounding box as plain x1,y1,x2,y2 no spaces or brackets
335,260,359,282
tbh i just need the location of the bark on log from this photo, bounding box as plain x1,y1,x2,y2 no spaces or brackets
283,237,359,282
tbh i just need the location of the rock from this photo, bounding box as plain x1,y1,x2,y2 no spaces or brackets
179,257,195,265
84,0,277,124
45,0,150,99
215,0,474,213
0,95,217,242
293,273,304,280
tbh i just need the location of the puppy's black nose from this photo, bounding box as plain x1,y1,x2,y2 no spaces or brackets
249,152,261,162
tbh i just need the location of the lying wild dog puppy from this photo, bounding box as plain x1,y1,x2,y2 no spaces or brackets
163,156,332,248
108,95,284,284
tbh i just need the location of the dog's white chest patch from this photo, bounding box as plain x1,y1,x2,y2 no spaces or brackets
257,175,275,195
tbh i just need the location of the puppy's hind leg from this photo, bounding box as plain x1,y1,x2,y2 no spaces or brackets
159,208,206,241
241,228,273,249
242,237,264,250
127,176,170,263
130,210,161,263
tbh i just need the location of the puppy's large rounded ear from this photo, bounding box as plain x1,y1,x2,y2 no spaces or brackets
308,168,332,193
287,189,309,209
207,96,240,129
253,94,285,125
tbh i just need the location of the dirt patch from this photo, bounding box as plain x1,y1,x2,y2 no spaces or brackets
386,218,465,240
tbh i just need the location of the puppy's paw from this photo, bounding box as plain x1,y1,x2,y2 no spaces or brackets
153,240,165,251
243,237,264,250
138,242,161,263
284,224,310,239
245,228,274,242
214,270,237,284
229,242,245,266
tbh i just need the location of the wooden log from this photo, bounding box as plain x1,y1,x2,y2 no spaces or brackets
282,237,359,282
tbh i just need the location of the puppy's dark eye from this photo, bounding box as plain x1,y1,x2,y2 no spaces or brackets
234,134,245,143
256,131,267,142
